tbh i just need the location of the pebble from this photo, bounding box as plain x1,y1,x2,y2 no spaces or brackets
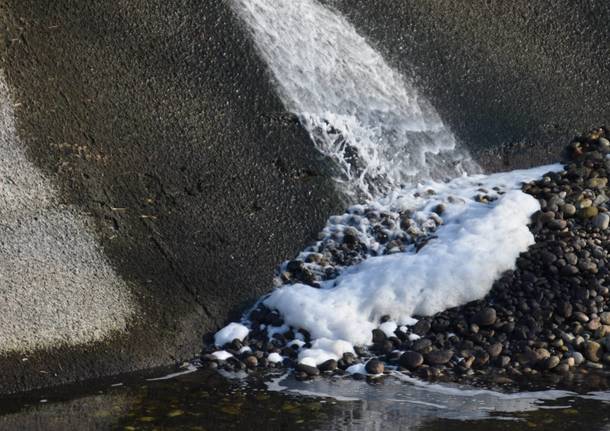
399,351,424,369
425,350,453,366
572,352,585,366
580,206,599,219
365,359,385,375
562,204,577,217
543,356,560,370
296,362,320,376
475,308,497,326
593,213,610,230
319,359,338,372
584,341,602,362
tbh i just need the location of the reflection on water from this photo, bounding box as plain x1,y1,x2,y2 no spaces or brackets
1,367,610,430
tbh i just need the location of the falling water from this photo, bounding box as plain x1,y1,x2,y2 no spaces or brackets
230,0,479,199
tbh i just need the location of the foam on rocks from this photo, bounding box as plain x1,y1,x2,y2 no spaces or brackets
214,323,250,347
210,0,566,380
263,165,560,362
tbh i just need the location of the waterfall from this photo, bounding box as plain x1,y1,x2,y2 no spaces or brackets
230,0,479,199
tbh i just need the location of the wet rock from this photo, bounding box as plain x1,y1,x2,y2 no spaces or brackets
413,338,432,352
562,204,577,217
318,359,338,372
296,362,320,376
487,343,503,358
365,359,385,375
399,351,424,369
413,319,431,336
475,308,497,326
244,356,258,368
543,356,560,370
371,329,387,345
588,177,608,189
585,341,602,362
571,352,585,366
580,206,599,219
425,350,453,366
594,213,610,230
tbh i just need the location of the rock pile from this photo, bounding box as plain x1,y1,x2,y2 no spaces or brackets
202,127,610,386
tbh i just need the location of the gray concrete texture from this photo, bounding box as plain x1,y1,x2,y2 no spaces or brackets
0,76,134,352
0,0,341,394
0,0,608,394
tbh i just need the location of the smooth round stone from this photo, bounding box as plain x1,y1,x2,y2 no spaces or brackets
562,204,577,217
574,311,590,323
365,359,385,375
588,177,608,189
543,356,560,370
244,356,258,368
296,362,320,376
594,213,610,230
399,351,424,369
318,359,338,372
487,343,503,357
580,206,599,219
572,351,585,366
585,341,602,362
475,307,497,326
425,350,453,366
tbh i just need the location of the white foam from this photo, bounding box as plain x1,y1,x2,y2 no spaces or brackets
230,0,478,198
268,352,284,364
346,363,367,375
212,351,234,361
214,323,249,347
265,165,560,350
379,321,398,338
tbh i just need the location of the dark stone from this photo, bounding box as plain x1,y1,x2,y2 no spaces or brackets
318,359,338,372
425,350,453,366
487,343,503,358
413,319,432,336
365,359,385,375
296,362,320,376
413,338,433,352
244,356,258,369
475,308,497,326
399,351,424,369
371,329,387,345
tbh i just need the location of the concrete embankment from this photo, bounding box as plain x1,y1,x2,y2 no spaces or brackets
0,0,608,394
0,0,341,394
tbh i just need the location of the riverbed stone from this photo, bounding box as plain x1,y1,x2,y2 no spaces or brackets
475,308,497,326
400,351,424,369
425,350,453,366
365,359,385,375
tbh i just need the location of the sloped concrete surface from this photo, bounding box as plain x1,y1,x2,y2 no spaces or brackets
0,76,134,353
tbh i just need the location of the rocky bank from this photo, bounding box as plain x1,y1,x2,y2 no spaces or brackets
203,127,610,389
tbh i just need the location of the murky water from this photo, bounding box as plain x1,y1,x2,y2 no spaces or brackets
2,366,610,431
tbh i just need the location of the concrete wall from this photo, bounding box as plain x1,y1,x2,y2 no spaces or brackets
0,0,341,394
327,0,610,169
0,0,608,394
